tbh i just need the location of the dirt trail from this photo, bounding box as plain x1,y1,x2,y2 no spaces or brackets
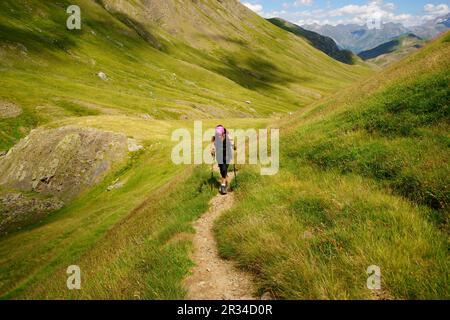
184,171,256,300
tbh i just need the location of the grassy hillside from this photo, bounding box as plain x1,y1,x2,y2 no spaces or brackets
215,32,450,299
10,0,446,301
0,115,269,299
0,0,370,152
0,0,375,299
359,34,426,67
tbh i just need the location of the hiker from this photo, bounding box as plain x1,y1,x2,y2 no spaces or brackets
210,125,235,195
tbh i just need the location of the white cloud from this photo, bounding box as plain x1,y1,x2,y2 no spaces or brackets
282,0,314,9
264,0,429,27
294,0,314,6
241,1,450,28
243,2,263,14
424,3,449,14
423,3,449,19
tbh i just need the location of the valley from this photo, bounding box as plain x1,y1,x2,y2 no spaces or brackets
0,0,448,300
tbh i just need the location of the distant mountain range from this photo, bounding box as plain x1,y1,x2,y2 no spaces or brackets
410,13,450,39
303,13,449,53
267,18,355,64
358,34,425,67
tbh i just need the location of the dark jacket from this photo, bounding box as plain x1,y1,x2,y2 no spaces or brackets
214,132,233,165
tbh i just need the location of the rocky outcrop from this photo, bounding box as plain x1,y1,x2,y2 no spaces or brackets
0,192,64,234
0,126,133,234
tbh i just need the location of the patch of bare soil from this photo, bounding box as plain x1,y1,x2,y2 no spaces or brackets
0,101,22,119
184,172,257,300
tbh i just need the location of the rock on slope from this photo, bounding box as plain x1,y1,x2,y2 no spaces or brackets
0,126,133,234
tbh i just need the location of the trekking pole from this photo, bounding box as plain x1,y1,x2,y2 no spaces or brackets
210,153,215,192
233,162,237,189
233,141,237,190
210,161,214,192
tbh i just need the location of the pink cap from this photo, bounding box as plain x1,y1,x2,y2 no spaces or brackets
215,125,225,135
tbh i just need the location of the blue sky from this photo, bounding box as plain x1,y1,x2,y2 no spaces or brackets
240,0,450,26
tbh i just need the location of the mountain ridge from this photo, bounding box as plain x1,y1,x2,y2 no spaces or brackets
358,33,425,66
303,14,449,53
267,17,356,65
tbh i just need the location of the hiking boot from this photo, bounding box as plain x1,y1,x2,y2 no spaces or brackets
220,184,227,195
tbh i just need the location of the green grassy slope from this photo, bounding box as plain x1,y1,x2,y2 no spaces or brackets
98,0,367,91
215,32,450,299
0,0,370,151
0,116,269,299
0,0,372,299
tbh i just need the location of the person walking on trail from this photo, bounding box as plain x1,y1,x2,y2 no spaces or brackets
210,125,235,195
